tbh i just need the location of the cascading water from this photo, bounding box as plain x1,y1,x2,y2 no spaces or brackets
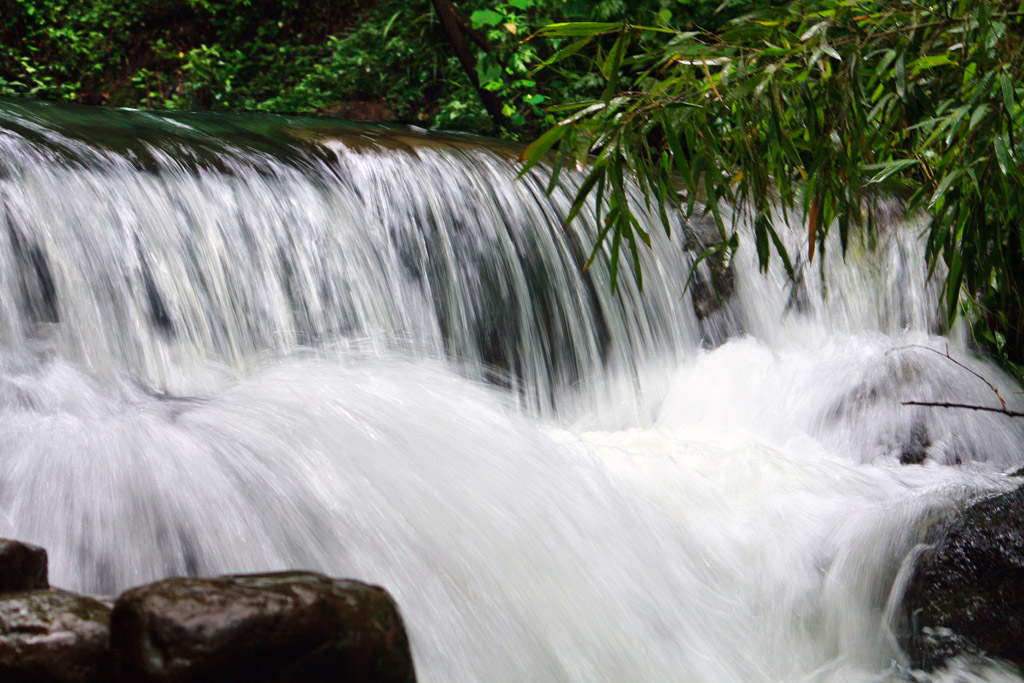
1,97,1022,682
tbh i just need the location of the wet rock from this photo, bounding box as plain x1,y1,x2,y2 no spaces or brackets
8,227,60,324
684,215,735,325
0,589,111,682
110,571,416,683
905,626,978,671
901,486,1024,670
0,539,48,591
899,422,930,465
690,260,735,321
681,214,743,346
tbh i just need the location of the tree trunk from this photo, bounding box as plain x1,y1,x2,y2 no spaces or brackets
430,0,507,131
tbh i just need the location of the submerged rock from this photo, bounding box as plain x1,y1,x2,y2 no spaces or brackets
0,589,111,682
901,485,1024,670
899,422,930,465
683,214,742,347
110,571,416,682
0,539,48,592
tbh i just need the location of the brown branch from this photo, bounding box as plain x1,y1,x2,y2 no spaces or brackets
889,343,1022,417
889,343,1008,410
900,400,1024,417
430,0,507,131
450,5,492,52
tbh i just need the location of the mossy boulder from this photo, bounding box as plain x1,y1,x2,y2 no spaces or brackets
110,571,416,682
0,589,111,682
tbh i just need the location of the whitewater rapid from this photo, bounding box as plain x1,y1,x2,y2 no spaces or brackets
1,98,1022,681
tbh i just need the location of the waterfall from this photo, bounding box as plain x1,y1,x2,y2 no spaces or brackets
1,97,1022,682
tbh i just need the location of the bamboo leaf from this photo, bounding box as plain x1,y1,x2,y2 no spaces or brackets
583,212,613,272
625,219,643,290
565,164,605,227
609,211,623,292
864,158,919,183
1000,72,1015,116
518,124,569,170
895,54,906,98
532,36,594,72
532,22,621,37
630,211,652,248
766,222,795,280
910,54,953,73
545,129,573,195
600,31,630,100
968,103,988,131
706,190,727,241
994,135,1011,176
682,242,726,295
929,170,962,207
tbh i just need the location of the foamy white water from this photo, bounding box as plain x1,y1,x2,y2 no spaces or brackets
1,98,1022,681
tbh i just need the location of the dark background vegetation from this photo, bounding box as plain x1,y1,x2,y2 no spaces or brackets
0,0,757,137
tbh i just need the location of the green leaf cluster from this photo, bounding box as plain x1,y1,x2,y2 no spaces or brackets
525,0,1024,373
0,0,523,126
1,0,357,109
441,0,718,137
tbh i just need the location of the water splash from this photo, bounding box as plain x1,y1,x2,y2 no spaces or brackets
1,98,1022,682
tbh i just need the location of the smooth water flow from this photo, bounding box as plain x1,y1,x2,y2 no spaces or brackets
1,99,1022,682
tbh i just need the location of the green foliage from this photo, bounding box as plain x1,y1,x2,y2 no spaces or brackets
468,0,546,129
0,0,465,122
460,0,747,137
1,0,348,109
254,1,455,121
0,0,739,133
524,0,1024,369
0,0,118,100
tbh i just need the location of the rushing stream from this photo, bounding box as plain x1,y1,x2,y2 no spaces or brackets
1,98,1022,682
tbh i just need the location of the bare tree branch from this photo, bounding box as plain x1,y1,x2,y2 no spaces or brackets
889,344,1021,417
900,400,1024,417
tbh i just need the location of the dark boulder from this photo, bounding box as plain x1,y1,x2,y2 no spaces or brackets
901,485,1024,670
0,539,48,592
899,422,931,465
0,589,111,682
110,571,416,683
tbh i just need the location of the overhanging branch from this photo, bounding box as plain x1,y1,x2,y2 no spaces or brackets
890,344,1023,418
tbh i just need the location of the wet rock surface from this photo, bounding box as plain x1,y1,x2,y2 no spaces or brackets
0,536,416,682
110,571,416,683
683,215,743,346
0,589,111,683
901,485,1024,671
899,422,931,465
0,539,48,592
